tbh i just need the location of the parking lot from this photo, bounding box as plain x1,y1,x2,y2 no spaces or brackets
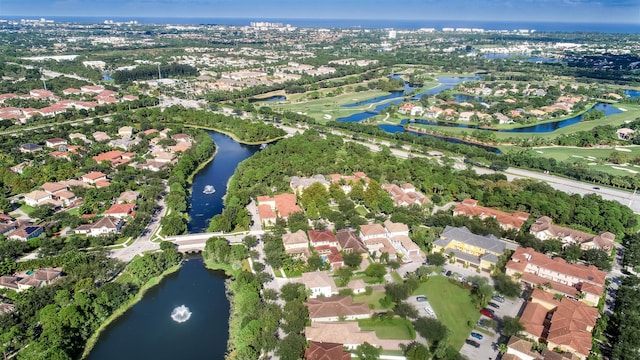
407,295,438,319
460,292,526,360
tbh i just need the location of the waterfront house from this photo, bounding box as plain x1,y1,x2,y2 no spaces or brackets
304,341,351,360
306,296,372,322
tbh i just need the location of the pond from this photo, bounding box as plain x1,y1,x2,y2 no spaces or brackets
87,258,231,360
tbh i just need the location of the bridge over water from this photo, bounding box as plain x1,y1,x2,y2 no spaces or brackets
166,230,265,252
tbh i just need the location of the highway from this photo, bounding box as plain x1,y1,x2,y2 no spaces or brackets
278,124,640,213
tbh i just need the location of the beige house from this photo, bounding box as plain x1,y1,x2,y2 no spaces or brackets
301,271,338,298
282,230,310,260
306,296,372,322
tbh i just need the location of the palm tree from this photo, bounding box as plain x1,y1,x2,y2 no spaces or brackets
499,343,508,354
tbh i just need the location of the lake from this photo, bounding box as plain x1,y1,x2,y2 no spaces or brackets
88,131,260,359
187,132,261,233
87,257,231,360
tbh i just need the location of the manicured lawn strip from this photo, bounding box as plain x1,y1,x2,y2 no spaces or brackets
358,317,416,340
18,204,35,216
391,271,403,283
522,145,640,162
354,290,389,310
414,276,480,350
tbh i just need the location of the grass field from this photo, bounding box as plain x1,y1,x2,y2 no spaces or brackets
413,276,480,350
358,317,416,340
514,145,640,176
354,289,389,310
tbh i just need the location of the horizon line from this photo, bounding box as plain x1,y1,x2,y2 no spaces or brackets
1,15,638,25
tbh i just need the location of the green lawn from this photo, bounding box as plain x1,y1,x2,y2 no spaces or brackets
18,203,35,216
413,276,480,350
391,271,403,283
358,317,416,340
354,289,388,310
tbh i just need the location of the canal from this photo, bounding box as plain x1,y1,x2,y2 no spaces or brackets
87,131,260,360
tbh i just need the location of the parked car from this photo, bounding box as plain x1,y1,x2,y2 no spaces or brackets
445,270,452,277
416,296,427,302
488,302,500,309
440,268,447,275
470,332,483,340
465,339,481,348
482,308,495,315
492,295,505,303
480,309,495,319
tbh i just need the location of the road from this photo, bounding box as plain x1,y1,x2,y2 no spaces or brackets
108,190,167,262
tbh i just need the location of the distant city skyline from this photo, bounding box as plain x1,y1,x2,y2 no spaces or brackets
1,0,639,24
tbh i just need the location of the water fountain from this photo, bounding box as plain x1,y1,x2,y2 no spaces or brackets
171,305,192,323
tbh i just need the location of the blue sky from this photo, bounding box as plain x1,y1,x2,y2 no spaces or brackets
1,0,638,23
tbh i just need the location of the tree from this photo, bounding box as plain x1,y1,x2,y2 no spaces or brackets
354,342,381,360
394,301,419,319
492,273,522,298
280,282,307,302
385,283,411,303
404,342,430,360
160,213,186,236
426,252,446,266
276,333,306,360
343,251,363,268
414,317,449,343
242,235,258,248
563,244,583,263
502,316,525,337
364,263,387,280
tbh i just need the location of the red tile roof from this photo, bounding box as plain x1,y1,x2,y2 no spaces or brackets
305,341,351,360
453,198,529,230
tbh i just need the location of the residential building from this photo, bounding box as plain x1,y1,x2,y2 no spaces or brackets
82,171,108,184
1,268,62,292
305,322,405,350
359,223,396,260
93,150,133,166
17,268,63,291
304,341,350,360
335,229,367,255
92,131,111,142
301,271,338,298
504,336,542,360
19,143,42,153
520,289,598,360
282,230,310,260
23,190,53,206
306,296,372,322
116,191,140,204
290,174,330,194
44,138,67,148
102,203,136,218
74,217,124,236
432,226,515,271
381,183,430,207
453,199,530,231
328,172,369,193
505,247,606,306
257,193,302,226
308,230,339,248
617,128,635,141
529,217,614,251
118,126,134,138
7,224,44,241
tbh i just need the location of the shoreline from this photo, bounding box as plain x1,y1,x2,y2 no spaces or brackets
81,263,183,359
173,123,281,145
